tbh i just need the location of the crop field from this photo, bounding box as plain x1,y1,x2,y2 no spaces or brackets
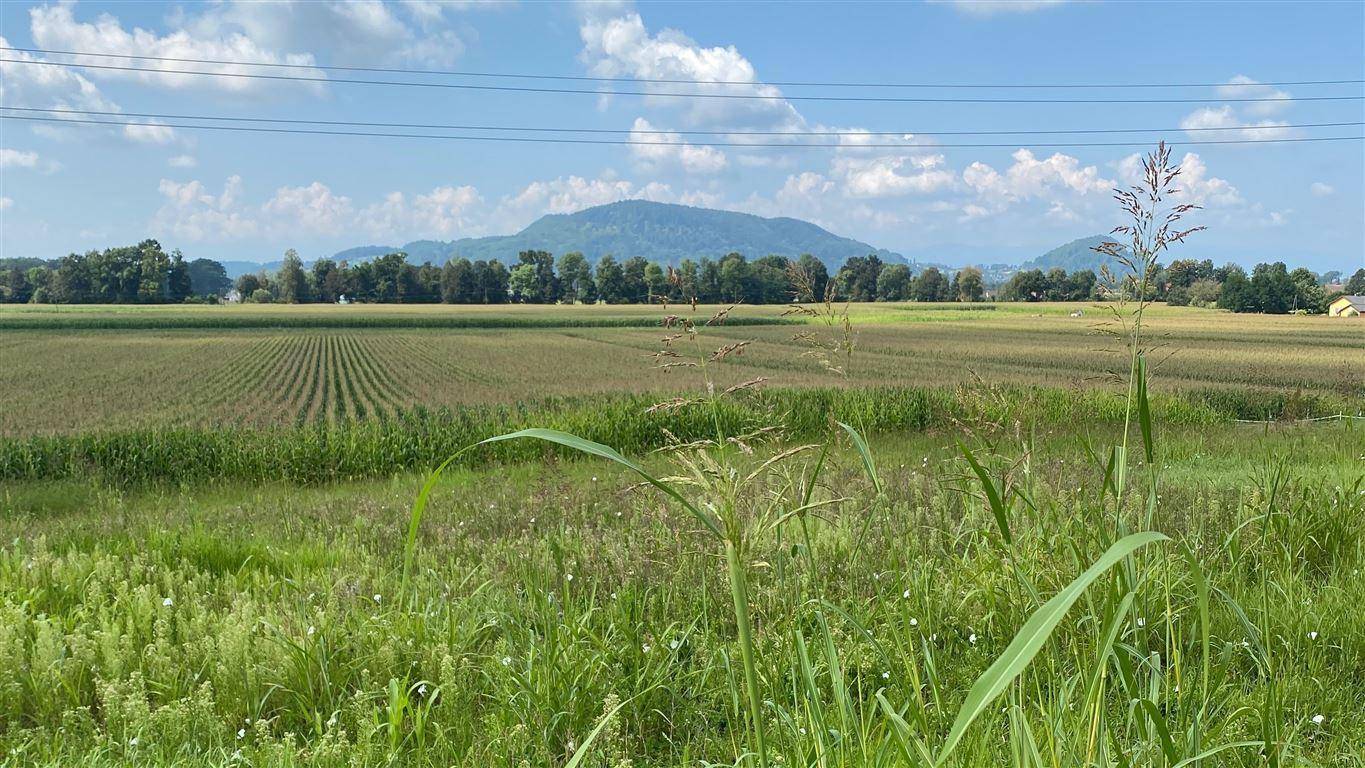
2,299,1363,767
1,302,1360,436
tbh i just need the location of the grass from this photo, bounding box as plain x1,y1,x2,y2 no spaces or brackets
2,423,1362,766
1,302,1360,436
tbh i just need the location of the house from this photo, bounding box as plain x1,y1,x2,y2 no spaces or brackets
1328,295,1365,317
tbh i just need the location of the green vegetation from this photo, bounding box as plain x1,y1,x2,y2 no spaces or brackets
1,157,1361,766
4,423,1362,766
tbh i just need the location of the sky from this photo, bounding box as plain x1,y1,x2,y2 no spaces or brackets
1,0,1362,272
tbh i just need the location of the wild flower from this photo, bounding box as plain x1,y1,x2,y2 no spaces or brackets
968,633,978,645
1309,631,1319,640
1312,714,1326,725
501,656,512,666
162,597,173,607
565,573,574,582
128,737,139,747
237,728,245,740
372,594,382,603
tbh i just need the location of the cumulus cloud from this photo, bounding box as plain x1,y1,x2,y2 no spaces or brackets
1115,151,1242,208
123,122,178,145
361,185,486,239
153,175,259,240
30,4,326,94
262,182,356,235
579,10,806,131
182,0,472,68
1310,182,1335,197
1179,105,1294,141
628,118,728,174
963,149,1111,206
168,155,198,169
833,154,956,198
1179,76,1298,142
0,149,40,169
1215,74,1293,117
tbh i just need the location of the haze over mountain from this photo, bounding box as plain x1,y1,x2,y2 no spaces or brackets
218,201,1127,280
332,200,905,272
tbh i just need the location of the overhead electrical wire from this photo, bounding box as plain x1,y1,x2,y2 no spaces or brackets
4,58,1362,105
3,46,1361,90
3,112,1360,149
4,106,1362,138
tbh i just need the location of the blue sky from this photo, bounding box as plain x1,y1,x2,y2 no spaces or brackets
1,0,1362,271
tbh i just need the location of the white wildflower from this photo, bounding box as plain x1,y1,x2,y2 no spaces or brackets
969,633,978,645
162,597,173,607
237,728,245,740
1312,714,1325,725
373,594,382,603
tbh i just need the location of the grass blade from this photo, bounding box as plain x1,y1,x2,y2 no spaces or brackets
934,531,1168,765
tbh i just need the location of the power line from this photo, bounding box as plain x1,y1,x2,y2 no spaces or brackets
5,58,1362,105
4,113,1361,149
4,46,1361,90
6,106,1362,138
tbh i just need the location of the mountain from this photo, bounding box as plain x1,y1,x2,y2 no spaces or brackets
330,200,905,270
1015,235,1123,274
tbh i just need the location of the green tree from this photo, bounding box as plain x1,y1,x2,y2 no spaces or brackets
748,255,790,304
312,259,339,303
644,261,669,302
136,240,171,302
835,254,883,302
952,267,985,302
277,249,309,304
793,254,829,301
557,252,596,304
514,250,559,303
187,258,231,297
1217,266,1256,312
1003,269,1047,301
595,255,627,304
1345,268,1365,294
876,263,913,301
622,256,650,303
911,266,950,302
1289,267,1325,312
1250,262,1295,314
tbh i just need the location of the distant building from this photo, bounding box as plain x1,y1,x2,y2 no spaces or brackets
1328,295,1365,317
223,288,242,304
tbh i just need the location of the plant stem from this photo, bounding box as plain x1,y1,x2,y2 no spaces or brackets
725,539,768,767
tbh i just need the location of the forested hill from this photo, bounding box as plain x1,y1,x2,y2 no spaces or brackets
332,200,905,270
1014,235,1124,274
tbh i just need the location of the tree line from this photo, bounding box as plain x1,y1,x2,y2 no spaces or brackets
3,240,1359,313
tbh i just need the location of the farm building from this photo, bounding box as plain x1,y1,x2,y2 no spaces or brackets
1328,295,1365,317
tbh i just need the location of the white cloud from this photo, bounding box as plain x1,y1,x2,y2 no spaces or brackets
1179,105,1294,141
1115,151,1242,208
153,175,259,240
628,118,728,174
0,149,40,169
963,149,1111,205
1216,75,1292,117
361,185,486,239
935,0,1068,16
168,155,198,169
0,34,119,114
30,4,327,94
1310,182,1335,197
0,197,12,211
123,122,178,145
833,154,956,198
262,182,356,235
579,10,806,131
182,0,471,69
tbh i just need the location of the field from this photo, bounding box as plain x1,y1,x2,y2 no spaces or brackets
1,302,1360,435
2,301,1364,767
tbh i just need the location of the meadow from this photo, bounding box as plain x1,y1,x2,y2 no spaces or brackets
2,298,1363,767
